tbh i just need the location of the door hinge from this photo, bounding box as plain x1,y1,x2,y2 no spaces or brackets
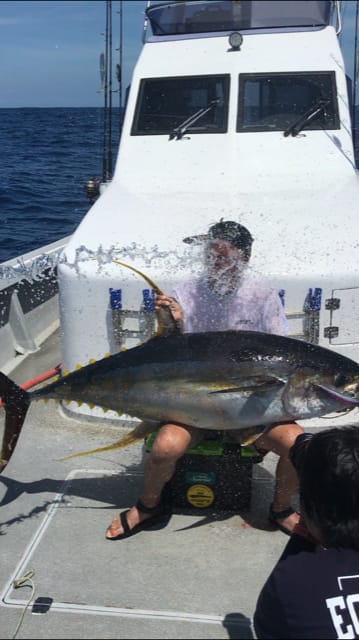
324,326,339,339
325,298,340,310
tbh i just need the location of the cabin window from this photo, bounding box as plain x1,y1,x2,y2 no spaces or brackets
237,72,339,132
131,75,229,136
146,1,331,36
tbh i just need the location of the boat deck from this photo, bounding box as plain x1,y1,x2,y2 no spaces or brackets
0,330,356,639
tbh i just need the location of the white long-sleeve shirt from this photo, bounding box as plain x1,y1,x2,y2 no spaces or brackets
172,272,288,336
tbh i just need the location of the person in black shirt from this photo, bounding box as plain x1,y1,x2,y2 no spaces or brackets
254,425,359,639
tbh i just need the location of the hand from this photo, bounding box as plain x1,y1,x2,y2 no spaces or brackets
155,294,184,324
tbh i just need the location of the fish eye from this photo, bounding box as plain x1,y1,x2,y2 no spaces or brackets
334,373,349,387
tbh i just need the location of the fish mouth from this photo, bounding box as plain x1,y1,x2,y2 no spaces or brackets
313,383,359,407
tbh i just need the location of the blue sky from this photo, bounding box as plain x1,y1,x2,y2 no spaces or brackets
0,1,146,107
0,0,358,108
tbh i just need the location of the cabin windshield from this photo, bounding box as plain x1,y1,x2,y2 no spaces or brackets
237,72,339,132
131,71,339,136
146,1,331,37
131,75,229,136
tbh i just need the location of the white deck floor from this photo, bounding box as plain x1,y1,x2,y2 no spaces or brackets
0,330,356,639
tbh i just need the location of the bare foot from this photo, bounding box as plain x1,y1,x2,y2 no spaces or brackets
269,504,301,535
276,511,300,534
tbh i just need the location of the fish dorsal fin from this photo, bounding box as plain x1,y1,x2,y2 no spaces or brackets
112,259,163,295
112,259,181,337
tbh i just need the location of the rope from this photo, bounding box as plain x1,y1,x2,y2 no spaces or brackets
11,569,36,640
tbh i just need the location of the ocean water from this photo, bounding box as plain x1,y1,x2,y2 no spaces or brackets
1,106,358,264
0,107,121,264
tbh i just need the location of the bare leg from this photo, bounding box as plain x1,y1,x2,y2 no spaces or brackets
255,421,304,533
106,423,198,538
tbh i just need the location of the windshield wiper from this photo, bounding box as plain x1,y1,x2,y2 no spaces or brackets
169,98,220,140
283,99,330,138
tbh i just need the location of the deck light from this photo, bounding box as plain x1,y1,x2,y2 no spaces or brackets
229,31,243,50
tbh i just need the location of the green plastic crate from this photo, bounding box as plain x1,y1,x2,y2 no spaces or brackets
144,430,261,512
144,430,260,458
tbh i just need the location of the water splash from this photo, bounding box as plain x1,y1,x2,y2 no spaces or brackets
0,252,60,283
0,241,204,284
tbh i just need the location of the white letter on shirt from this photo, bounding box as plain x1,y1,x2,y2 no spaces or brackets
347,594,359,635
326,596,354,638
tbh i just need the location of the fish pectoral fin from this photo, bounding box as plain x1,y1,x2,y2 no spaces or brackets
313,383,359,407
56,421,157,461
208,376,285,395
208,386,252,395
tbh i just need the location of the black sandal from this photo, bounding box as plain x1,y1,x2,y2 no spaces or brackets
136,499,164,516
105,499,167,541
268,504,297,537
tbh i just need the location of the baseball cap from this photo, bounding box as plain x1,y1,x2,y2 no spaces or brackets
208,220,254,251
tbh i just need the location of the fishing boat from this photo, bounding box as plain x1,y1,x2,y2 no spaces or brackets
1,2,359,638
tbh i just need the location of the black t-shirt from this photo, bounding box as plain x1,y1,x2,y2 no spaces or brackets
254,536,359,639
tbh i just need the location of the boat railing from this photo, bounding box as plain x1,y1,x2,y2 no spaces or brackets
142,0,152,43
0,237,70,374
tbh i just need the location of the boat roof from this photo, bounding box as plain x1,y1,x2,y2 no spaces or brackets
146,0,332,38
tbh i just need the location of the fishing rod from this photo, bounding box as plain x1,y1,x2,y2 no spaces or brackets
116,0,123,138
84,0,114,202
102,0,113,184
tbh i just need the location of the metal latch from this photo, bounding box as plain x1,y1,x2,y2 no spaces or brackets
325,298,340,310
324,326,339,339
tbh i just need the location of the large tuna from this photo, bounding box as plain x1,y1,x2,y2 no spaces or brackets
1,328,359,467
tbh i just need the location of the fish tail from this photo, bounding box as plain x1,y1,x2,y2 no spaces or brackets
57,421,156,462
0,372,31,470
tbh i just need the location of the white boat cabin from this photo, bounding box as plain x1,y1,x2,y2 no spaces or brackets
58,0,359,421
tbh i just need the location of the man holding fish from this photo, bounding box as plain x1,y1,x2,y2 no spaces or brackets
106,220,304,540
